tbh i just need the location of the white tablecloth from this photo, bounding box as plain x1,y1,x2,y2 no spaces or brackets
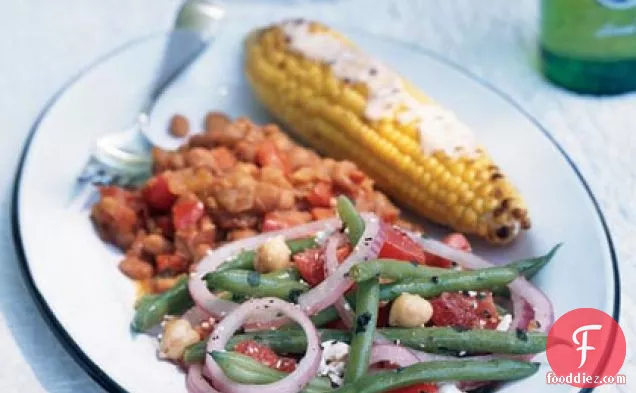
0,0,633,391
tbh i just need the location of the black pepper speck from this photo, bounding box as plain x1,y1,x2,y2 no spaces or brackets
355,312,372,334
288,289,302,304
516,328,528,341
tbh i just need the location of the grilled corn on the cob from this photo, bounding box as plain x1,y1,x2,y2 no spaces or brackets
244,19,530,244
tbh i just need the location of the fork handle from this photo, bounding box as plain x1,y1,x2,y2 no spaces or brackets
140,1,226,115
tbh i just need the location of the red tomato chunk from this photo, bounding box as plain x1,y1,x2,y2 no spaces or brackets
430,292,499,330
234,340,297,372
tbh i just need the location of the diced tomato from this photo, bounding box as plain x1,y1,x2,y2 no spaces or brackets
426,233,472,268
262,211,312,232
143,175,177,211
155,254,188,275
234,340,297,372
429,292,499,330
379,227,428,265
387,383,439,393
306,182,333,208
293,248,324,286
172,197,205,230
293,245,352,286
311,207,335,220
256,140,289,174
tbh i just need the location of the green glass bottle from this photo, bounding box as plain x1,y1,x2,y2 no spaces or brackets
541,0,636,95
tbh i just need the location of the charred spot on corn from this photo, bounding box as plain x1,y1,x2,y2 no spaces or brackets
355,312,372,334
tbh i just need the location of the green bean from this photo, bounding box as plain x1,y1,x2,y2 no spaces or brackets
183,342,207,364
205,269,309,300
379,327,546,355
218,237,318,272
213,327,546,356
226,329,351,354
333,359,540,393
131,277,193,332
337,195,364,244
492,244,562,297
183,318,345,364
344,278,380,383
507,243,562,278
378,267,518,301
262,267,301,281
350,259,459,282
211,351,332,393
131,238,317,332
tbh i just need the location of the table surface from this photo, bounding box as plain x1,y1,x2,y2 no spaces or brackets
0,0,634,391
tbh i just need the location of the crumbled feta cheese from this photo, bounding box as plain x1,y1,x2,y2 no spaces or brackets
467,291,477,297
439,383,466,393
318,341,350,387
496,314,513,331
458,350,467,357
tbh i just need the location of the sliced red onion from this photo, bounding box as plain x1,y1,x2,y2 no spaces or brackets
509,293,534,331
189,218,341,326
411,235,554,333
323,234,355,328
187,365,219,393
507,278,553,332
298,214,387,315
181,306,213,327
370,344,419,367
323,229,399,346
205,298,321,393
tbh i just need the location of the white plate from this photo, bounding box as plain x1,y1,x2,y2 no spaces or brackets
13,15,619,393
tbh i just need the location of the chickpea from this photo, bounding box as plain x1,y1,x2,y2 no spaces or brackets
159,319,200,360
389,293,434,328
253,235,292,273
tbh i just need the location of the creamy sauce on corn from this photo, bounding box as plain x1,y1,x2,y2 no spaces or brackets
280,20,478,158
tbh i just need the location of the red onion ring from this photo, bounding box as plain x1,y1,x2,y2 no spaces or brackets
205,298,321,393
411,235,554,333
370,344,419,367
509,293,534,331
298,214,387,316
322,228,402,346
187,365,219,393
189,218,341,327
181,306,213,327
323,234,355,328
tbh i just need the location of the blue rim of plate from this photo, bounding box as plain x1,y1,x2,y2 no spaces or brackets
11,30,620,393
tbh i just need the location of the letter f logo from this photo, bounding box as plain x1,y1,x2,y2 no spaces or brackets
572,325,602,368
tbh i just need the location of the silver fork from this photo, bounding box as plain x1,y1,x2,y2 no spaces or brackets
76,0,225,190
